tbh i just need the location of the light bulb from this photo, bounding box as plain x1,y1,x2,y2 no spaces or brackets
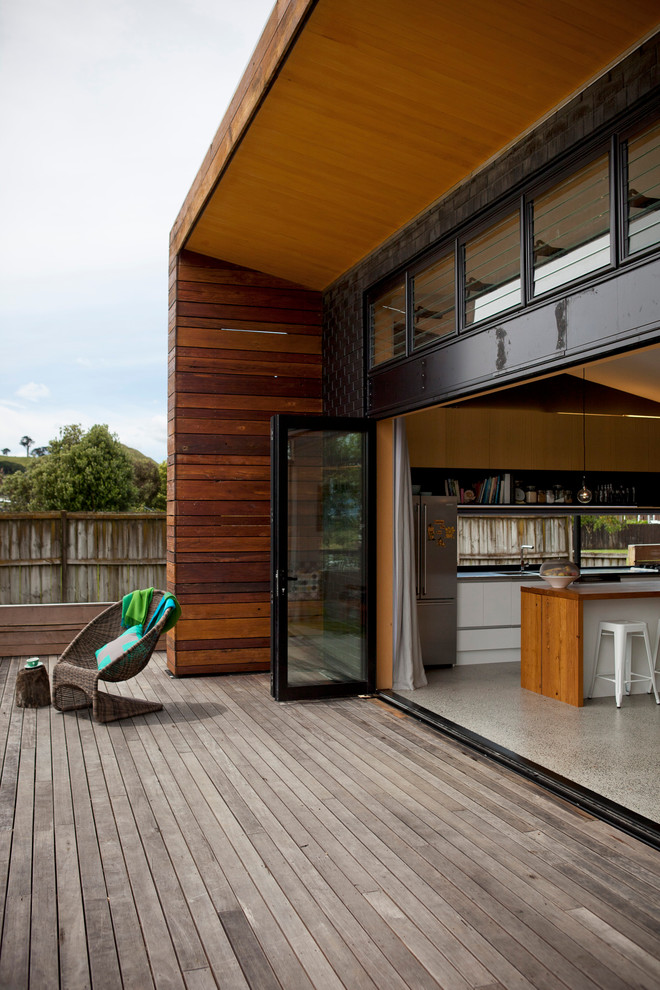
577,479,592,504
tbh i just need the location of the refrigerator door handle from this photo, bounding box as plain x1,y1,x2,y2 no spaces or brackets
422,503,427,596
414,502,420,596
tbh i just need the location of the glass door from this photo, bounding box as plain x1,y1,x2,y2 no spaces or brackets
271,416,376,701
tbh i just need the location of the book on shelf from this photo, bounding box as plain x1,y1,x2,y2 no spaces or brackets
446,472,512,504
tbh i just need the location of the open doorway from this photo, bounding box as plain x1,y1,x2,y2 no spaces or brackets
385,343,660,831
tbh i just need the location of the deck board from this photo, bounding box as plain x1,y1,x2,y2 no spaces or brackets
1,652,659,989
31,705,60,990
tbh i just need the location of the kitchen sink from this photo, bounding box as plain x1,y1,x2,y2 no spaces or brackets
494,570,540,577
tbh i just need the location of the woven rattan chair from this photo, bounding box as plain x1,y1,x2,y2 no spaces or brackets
52,591,169,722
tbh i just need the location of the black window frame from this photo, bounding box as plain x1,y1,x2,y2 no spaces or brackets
367,272,407,369
525,141,614,303
365,108,660,374
409,241,458,354
458,201,524,330
619,116,660,264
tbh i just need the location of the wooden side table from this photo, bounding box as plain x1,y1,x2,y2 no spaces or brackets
15,659,51,708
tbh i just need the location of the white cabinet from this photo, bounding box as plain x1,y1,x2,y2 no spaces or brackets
456,578,537,665
456,582,483,626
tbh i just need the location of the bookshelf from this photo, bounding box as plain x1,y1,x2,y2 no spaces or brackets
411,468,658,508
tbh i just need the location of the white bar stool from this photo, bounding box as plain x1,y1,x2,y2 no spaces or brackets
589,619,660,708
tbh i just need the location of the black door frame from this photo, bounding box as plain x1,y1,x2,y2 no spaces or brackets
270,414,377,702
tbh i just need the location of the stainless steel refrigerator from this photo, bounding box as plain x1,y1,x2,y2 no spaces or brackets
414,495,457,667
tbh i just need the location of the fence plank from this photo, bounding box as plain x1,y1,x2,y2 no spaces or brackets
0,513,166,605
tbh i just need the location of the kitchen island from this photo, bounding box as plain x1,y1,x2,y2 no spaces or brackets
520,580,660,706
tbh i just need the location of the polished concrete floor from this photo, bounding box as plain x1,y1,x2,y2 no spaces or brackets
393,662,660,824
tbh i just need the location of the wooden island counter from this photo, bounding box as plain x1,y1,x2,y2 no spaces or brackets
520,580,660,707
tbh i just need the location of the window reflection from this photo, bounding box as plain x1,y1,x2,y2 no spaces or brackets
287,430,367,686
627,120,660,255
412,251,454,349
532,155,610,296
464,211,521,326
369,280,406,367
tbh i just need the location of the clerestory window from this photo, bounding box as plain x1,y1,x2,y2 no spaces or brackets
412,250,455,350
463,210,521,326
531,154,610,297
367,112,659,370
369,279,406,367
625,119,660,257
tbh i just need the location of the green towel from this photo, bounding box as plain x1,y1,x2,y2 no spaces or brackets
121,588,154,629
146,593,181,634
162,596,181,633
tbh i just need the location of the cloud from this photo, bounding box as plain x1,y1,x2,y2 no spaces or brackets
16,382,51,402
115,413,168,461
0,400,57,453
0,0,274,465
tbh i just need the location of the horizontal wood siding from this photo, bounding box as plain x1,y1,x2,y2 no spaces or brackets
168,250,322,675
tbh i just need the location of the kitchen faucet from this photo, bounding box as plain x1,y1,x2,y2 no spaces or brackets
520,544,534,570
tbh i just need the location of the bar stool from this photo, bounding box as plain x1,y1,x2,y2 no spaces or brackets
650,617,660,694
589,620,660,708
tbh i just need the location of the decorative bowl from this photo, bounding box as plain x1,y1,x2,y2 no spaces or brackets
541,575,576,589
539,559,580,589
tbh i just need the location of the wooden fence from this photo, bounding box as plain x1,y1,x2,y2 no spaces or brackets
0,513,166,605
581,520,660,549
459,513,574,567
458,513,631,567
0,509,643,607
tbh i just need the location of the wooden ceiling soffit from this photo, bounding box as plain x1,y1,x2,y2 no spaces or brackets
173,0,660,290
169,0,317,259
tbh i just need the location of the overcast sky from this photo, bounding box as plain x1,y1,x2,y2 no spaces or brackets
0,0,275,461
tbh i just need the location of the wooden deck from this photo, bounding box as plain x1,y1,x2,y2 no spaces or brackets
1,653,659,990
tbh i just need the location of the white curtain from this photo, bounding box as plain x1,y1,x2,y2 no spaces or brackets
392,418,427,691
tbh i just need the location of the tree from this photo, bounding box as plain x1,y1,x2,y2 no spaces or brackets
20,435,34,456
0,461,26,478
31,447,49,457
1,424,139,511
151,461,167,511
129,455,161,509
1,448,9,456
0,466,32,506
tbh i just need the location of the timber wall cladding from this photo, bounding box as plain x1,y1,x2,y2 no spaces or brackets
168,250,322,675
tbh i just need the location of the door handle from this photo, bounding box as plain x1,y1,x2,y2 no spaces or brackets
282,574,298,595
414,503,420,595
422,503,427,596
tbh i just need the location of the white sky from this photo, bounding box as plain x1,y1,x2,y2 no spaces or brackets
0,0,275,461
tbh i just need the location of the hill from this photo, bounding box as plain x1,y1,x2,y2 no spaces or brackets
122,445,159,466
0,455,31,475
1,447,158,470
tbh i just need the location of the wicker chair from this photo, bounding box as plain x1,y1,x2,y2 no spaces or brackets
52,591,170,722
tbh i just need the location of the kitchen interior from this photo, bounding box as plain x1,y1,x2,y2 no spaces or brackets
394,343,660,825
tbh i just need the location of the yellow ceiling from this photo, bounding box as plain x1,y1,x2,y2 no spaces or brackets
176,0,660,290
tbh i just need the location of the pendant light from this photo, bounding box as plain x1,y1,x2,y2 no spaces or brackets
577,368,592,505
